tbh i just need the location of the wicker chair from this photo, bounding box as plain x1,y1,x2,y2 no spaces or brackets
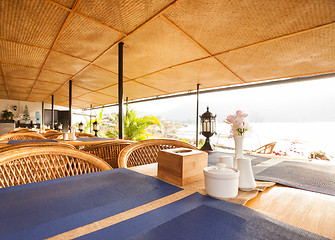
82,140,133,168
9,127,31,133
42,132,63,139
0,142,75,153
44,129,60,133
57,132,95,139
0,132,47,141
253,142,276,154
0,146,112,188
118,139,199,168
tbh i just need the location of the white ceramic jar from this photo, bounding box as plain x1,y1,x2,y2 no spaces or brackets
203,163,239,199
219,156,234,168
63,132,68,141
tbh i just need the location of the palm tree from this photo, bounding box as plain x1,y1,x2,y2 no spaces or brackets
106,105,160,141
83,108,108,137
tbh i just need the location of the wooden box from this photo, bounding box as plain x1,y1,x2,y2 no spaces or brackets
157,148,208,186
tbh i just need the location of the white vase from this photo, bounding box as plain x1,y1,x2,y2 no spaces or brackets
70,132,77,140
237,158,256,191
233,135,244,168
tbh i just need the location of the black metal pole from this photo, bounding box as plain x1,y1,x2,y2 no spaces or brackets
90,104,92,133
41,102,44,129
69,80,72,127
196,84,200,147
118,42,124,139
51,95,54,129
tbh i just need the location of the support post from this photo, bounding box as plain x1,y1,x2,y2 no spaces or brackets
90,104,92,134
118,42,124,139
69,80,72,127
196,84,200,147
51,95,54,129
41,102,44,129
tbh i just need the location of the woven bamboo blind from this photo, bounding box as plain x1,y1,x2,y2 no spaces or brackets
0,0,333,108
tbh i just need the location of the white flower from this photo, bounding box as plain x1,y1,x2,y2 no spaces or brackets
225,110,250,138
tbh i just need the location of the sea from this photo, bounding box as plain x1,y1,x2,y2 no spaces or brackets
176,122,335,159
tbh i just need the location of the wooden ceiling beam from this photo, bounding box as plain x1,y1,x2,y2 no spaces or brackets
130,56,210,80
44,0,72,11
1,37,98,65
161,14,246,84
44,0,179,103
130,17,335,87
26,0,82,101
213,21,335,57
0,38,50,51
74,12,127,36
45,0,127,36
0,63,9,99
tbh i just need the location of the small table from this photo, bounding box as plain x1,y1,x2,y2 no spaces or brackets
130,162,335,239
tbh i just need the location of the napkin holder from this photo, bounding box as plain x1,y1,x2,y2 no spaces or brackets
157,148,208,186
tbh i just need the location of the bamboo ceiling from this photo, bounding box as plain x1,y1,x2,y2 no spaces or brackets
0,0,334,108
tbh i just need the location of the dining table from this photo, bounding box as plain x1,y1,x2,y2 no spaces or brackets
0,137,119,149
0,154,334,240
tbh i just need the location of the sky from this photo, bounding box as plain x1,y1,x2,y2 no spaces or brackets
88,75,335,123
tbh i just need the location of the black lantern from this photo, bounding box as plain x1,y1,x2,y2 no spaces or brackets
93,120,99,137
78,122,84,132
200,106,216,151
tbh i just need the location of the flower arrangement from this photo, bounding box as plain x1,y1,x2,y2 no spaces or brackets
225,110,251,138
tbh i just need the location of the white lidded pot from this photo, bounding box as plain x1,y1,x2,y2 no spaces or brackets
203,163,239,199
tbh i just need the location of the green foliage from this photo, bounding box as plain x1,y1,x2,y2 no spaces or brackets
83,108,107,137
106,105,160,141
198,139,205,148
1,109,14,119
81,106,160,140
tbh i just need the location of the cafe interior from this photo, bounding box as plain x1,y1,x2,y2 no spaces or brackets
0,0,334,239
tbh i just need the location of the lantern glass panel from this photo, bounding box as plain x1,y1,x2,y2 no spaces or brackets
201,119,205,132
206,120,211,133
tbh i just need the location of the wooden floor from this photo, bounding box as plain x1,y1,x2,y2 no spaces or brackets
246,185,335,239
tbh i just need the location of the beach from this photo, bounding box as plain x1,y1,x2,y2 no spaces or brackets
176,122,335,160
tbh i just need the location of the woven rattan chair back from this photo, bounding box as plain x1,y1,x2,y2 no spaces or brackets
45,129,60,133
75,132,95,138
42,132,63,139
118,139,198,168
9,128,31,133
0,132,47,141
0,142,75,153
253,142,276,154
82,140,133,168
0,146,112,188
56,132,95,139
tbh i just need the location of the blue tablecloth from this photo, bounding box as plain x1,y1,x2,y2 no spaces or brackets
78,193,327,240
0,168,181,240
7,139,58,144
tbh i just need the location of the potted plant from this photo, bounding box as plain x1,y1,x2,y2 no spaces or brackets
1,109,14,120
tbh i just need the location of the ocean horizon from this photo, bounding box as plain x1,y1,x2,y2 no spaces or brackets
176,121,335,159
